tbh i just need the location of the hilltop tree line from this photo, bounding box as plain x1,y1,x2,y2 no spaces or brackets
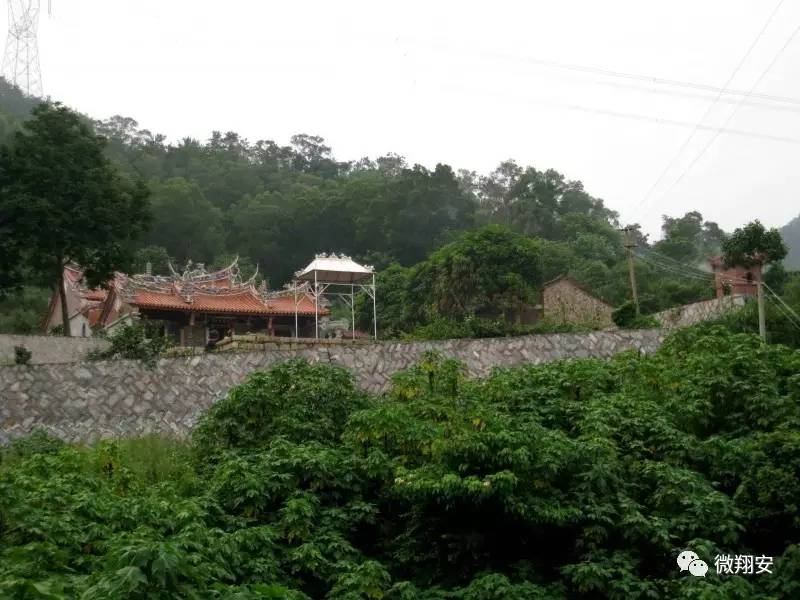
0,79,796,338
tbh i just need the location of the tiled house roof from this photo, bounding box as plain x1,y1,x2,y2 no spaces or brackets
131,288,322,316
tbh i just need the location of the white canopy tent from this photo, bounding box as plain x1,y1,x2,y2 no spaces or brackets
292,253,377,340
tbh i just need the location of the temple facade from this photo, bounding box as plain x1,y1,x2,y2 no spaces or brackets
45,259,326,346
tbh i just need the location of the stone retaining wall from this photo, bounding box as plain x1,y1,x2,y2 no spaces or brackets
0,334,110,366
654,295,745,329
0,329,664,444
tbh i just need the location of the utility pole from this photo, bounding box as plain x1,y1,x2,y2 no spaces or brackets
621,226,640,315
757,278,766,341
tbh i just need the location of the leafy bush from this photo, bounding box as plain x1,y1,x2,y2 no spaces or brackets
703,298,800,348
0,428,65,467
193,359,368,457
612,294,662,328
0,286,51,334
405,315,594,340
2,329,800,597
13,345,31,365
88,322,168,365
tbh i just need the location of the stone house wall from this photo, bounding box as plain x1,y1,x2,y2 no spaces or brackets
542,278,615,328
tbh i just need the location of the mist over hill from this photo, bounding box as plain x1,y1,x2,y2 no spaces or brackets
781,214,800,269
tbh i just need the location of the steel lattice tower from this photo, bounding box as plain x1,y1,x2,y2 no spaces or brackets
2,0,43,97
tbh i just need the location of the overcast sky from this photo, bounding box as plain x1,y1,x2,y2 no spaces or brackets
9,0,800,238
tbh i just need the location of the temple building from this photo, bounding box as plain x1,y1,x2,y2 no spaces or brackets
45,259,326,345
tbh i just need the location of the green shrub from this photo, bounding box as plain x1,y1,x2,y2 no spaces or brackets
702,297,800,348
404,315,596,340
2,330,800,597
13,345,31,365
0,429,65,468
88,322,168,365
0,286,50,334
612,294,662,328
193,359,368,456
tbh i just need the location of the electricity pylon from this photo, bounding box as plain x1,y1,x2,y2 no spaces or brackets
2,0,43,97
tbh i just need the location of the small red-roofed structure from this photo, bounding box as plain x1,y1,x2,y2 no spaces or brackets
708,256,761,299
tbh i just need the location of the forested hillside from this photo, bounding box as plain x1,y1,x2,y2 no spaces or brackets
0,82,732,326
781,215,800,270
1,79,796,339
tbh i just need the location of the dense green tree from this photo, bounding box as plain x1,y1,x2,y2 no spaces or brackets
654,211,726,264
764,261,789,295
142,177,224,264
723,220,788,268
407,225,542,323
132,245,173,275
0,102,150,335
356,263,411,336
0,286,50,334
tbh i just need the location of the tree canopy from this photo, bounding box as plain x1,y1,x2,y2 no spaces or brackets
0,102,151,334
723,220,788,268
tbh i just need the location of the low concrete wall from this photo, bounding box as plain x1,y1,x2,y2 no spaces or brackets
0,334,110,366
654,295,745,330
0,329,664,444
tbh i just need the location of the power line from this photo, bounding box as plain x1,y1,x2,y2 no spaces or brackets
631,249,800,330
442,83,800,145
652,19,800,206
763,282,800,326
419,38,800,108
632,0,786,219
637,247,717,278
594,77,800,114
764,291,800,330
633,251,716,283
634,248,714,277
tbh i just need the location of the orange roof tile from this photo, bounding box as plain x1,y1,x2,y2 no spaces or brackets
132,288,326,317
86,307,104,327
83,289,108,301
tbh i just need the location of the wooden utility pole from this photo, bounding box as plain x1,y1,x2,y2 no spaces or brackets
757,279,766,341
621,226,640,315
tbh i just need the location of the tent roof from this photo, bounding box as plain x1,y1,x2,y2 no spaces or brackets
295,253,375,284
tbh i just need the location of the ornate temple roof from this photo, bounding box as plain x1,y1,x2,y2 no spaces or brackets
47,258,331,333
123,258,325,317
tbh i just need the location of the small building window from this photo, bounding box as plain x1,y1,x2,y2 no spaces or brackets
82,323,87,337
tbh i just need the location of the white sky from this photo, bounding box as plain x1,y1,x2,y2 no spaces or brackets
8,0,800,238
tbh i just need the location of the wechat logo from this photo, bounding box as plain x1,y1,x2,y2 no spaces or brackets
677,550,708,577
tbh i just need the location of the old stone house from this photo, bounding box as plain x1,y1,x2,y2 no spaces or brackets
541,275,614,328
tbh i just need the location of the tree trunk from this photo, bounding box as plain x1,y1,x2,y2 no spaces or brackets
58,264,71,337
